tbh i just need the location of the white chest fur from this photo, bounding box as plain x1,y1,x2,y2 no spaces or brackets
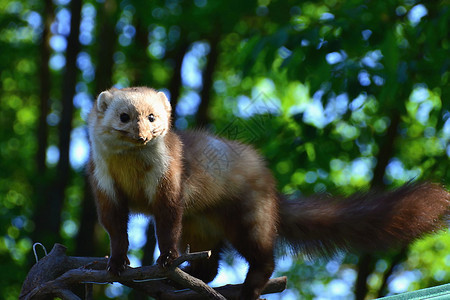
91,136,171,207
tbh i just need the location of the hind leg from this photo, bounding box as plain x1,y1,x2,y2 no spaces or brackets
234,238,275,300
228,198,278,299
238,190,279,299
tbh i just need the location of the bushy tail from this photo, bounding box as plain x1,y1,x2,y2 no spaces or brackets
278,182,450,257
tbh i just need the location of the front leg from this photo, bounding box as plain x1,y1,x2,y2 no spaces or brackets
154,176,183,268
95,189,130,275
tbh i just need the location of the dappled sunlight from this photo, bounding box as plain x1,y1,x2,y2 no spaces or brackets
1,0,449,298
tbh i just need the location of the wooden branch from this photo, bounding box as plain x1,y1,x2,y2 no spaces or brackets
20,244,287,299
158,276,288,300
20,244,108,299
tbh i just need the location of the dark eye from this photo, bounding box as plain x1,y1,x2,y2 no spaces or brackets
148,114,155,122
120,113,130,123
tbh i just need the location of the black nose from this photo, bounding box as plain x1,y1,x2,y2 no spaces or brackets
137,137,147,144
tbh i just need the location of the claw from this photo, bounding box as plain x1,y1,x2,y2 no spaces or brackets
107,255,129,276
157,249,178,268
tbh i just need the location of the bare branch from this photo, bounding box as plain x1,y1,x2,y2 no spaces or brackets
158,276,288,300
20,244,286,299
168,268,226,299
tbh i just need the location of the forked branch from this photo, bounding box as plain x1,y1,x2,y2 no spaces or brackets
20,244,286,300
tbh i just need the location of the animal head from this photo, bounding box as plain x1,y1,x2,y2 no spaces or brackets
92,87,172,148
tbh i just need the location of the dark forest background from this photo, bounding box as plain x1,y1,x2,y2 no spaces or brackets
1,0,450,299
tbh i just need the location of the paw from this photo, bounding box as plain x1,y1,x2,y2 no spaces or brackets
157,249,179,268
107,255,130,276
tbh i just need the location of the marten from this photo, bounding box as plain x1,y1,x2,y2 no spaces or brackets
87,86,450,300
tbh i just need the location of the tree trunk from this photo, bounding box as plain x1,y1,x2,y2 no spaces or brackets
355,111,401,300
30,0,55,264
94,0,117,94
36,0,53,173
371,113,401,189
74,176,98,256
376,247,407,298
129,17,150,86
53,0,83,231
33,0,83,247
167,39,190,116
31,0,53,247
195,35,220,127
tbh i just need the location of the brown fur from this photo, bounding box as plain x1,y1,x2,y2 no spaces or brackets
87,87,450,300
278,182,450,257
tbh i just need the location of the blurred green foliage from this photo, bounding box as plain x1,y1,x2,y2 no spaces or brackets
0,0,449,299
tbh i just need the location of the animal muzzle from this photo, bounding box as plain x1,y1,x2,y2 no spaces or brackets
136,136,150,144
135,121,152,144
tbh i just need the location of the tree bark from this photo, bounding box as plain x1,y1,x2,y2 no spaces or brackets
195,34,220,127
21,244,286,300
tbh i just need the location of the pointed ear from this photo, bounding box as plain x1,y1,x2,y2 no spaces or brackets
157,91,172,114
97,90,114,112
